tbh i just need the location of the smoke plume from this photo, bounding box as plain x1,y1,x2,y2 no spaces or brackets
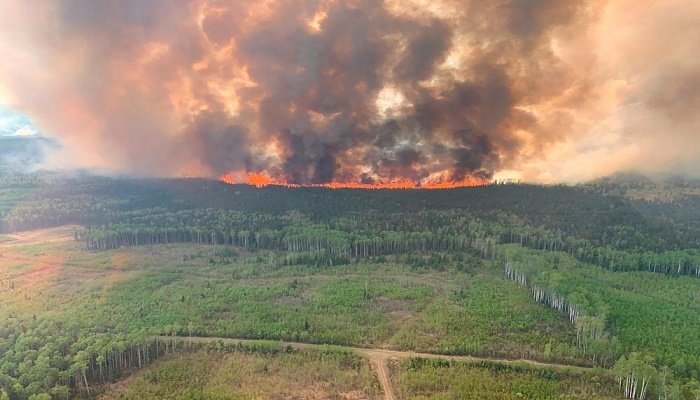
0,0,698,183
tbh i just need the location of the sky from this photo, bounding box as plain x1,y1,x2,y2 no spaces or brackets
0,0,698,184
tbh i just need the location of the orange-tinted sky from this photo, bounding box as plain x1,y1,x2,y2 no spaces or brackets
0,0,698,184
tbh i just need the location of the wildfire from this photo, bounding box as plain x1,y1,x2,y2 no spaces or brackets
219,172,489,189
220,174,236,185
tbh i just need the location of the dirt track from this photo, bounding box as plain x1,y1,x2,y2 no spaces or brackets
369,355,395,400
157,335,594,400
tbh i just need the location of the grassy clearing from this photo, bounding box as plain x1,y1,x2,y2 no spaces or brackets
0,241,133,317
1,241,582,361
389,275,577,360
394,358,619,400
100,347,381,400
76,244,579,361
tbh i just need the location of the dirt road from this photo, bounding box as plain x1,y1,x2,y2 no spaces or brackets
157,335,594,400
369,355,395,400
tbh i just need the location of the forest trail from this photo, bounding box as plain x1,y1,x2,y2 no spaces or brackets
368,354,395,400
158,335,595,400
0,225,78,248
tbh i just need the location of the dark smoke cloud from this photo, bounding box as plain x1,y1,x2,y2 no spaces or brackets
0,0,698,182
189,112,250,175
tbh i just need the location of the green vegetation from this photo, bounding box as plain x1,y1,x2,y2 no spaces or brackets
0,241,583,399
0,171,699,399
396,358,620,400
0,172,41,233
101,345,380,400
92,250,576,359
389,275,578,361
500,244,700,385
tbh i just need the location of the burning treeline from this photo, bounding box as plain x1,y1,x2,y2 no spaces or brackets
220,172,489,189
1,1,699,184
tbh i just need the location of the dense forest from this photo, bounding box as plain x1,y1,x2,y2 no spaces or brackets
1,171,699,399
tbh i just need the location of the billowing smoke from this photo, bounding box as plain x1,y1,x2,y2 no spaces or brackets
0,0,698,183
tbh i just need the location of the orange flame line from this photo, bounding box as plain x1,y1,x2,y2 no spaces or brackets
219,172,489,190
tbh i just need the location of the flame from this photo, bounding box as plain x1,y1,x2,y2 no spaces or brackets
219,172,489,189
246,172,277,187
220,174,236,185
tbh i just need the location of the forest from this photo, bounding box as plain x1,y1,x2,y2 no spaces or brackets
0,171,699,399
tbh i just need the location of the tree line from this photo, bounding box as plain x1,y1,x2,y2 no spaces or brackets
70,208,700,278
